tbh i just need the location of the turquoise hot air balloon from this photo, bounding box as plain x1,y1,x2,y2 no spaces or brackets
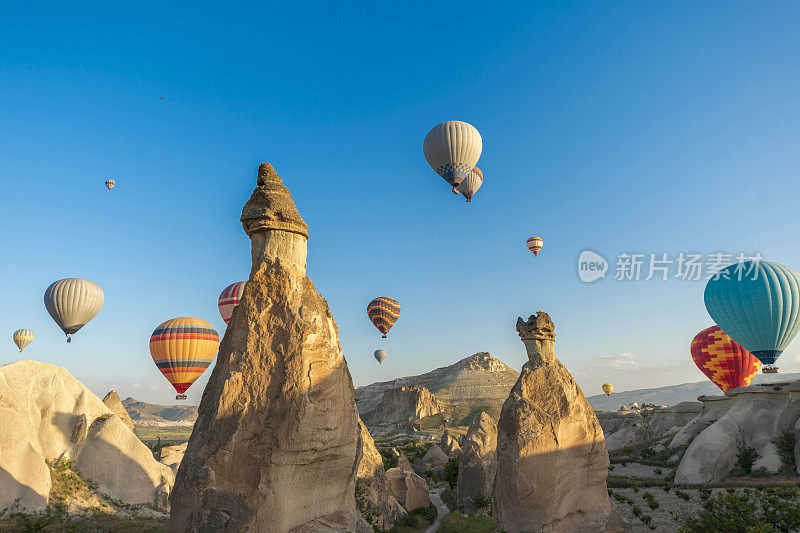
704,260,800,373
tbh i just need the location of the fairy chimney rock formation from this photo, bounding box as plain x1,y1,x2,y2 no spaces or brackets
493,312,623,532
102,390,135,431
456,411,497,513
170,163,368,532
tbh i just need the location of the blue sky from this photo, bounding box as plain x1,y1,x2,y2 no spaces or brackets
2,2,800,404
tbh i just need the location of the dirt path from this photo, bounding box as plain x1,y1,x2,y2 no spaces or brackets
424,487,450,533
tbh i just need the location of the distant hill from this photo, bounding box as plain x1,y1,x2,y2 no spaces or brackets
122,397,198,427
356,353,519,426
585,372,800,411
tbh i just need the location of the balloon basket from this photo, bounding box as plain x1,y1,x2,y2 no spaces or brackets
176,394,187,400
763,365,780,374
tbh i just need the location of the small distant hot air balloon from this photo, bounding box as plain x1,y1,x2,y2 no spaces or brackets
218,281,247,325
423,121,482,192
149,317,219,400
526,236,543,256
602,383,613,396
691,326,761,391
44,278,104,342
12,329,34,353
367,297,401,338
105,179,115,190
457,167,483,202
374,350,387,364
704,261,800,373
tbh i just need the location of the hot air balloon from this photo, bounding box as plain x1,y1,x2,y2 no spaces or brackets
367,297,401,338
457,166,483,202
704,260,800,373
105,179,115,190
218,281,247,325
691,325,761,392
423,121,482,192
374,349,387,364
12,329,34,353
602,383,613,396
526,236,543,256
149,317,220,400
44,278,104,342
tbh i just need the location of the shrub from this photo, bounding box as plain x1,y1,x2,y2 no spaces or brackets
653,467,662,475
443,456,459,490
391,504,437,531
608,465,615,471
641,514,653,524
675,490,692,501
679,486,800,532
776,431,796,457
640,447,656,459
436,511,495,533
643,492,659,510
474,494,491,509
632,505,642,517
379,448,398,471
737,447,758,474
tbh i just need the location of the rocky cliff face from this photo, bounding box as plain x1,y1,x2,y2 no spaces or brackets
170,163,368,532
493,313,623,533
0,360,174,512
456,411,497,513
102,390,135,431
596,410,652,451
357,352,519,426
364,385,443,425
356,417,406,530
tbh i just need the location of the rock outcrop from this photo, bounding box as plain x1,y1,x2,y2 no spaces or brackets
456,411,497,513
669,395,732,449
493,313,622,532
159,442,187,474
385,468,430,511
397,452,413,472
596,410,652,451
440,429,461,456
364,385,443,425
171,163,366,532
418,444,449,472
102,390,135,431
356,417,406,531
675,382,800,484
0,360,174,512
645,401,703,436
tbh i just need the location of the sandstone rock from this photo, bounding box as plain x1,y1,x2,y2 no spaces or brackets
159,442,187,473
418,445,448,472
493,313,623,533
390,447,400,458
364,385,443,425
356,417,406,531
170,163,363,532
675,382,800,484
456,411,497,514
0,360,174,512
440,429,461,456
385,468,430,511
669,395,732,449
289,509,373,533
102,390,135,431
397,452,413,472
596,411,652,451
645,401,703,436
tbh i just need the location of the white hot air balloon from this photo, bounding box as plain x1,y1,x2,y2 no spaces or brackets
423,121,482,192
44,278,104,342
374,349,387,365
13,329,35,352
457,166,483,202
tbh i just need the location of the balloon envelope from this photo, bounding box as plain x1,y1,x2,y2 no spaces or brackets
601,383,613,396
44,278,104,341
526,236,543,256
218,281,247,325
105,179,115,190
691,325,761,392
704,261,800,367
149,317,219,396
423,121,482,188
367,297,401,338
457,166,483,202
374,350,387,364
13,329,34,352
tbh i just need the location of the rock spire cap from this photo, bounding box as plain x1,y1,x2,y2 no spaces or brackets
241,162,309,239
516,312,555,341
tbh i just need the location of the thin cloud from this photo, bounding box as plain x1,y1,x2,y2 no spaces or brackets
596,352,639,370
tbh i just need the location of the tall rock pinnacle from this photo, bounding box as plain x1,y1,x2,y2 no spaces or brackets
171,163,369,532
493,312,626,532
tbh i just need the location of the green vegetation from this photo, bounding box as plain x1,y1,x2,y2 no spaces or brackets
737,447,759,475
134,426,192,446
388,504,437,533
680,485,800,532
378,448,399,471
440,487,455,509
415,413,446,431
436,511,495,533
776,431,797,475
443,456,459,490
474,494,490,509
643,491,659,510
675,489,692,501
400,441,428,464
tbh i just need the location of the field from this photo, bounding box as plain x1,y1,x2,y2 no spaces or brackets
134,426,192,446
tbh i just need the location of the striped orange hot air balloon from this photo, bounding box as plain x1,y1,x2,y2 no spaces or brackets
526,236,543,256
367,297,401,338
149,317,219,400
690,325,761,392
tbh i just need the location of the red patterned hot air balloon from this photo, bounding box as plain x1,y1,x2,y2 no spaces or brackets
367,297,401,338
218,281,246,325
690,326,761,392
526,236,543,256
